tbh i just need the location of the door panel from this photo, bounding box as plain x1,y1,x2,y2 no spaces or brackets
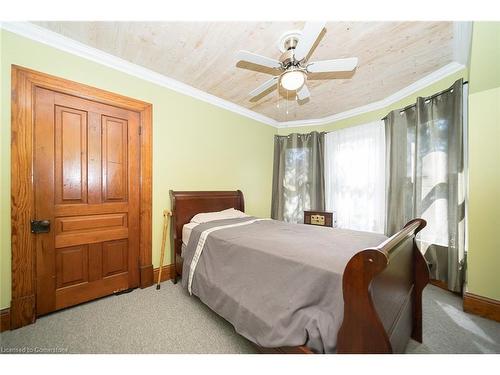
56,245,89,289
102,116,128,202
55,213,128,233
102,239,128,277
54,106,88,204
34,87,140,316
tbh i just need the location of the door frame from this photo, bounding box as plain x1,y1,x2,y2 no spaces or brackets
10,65,153,329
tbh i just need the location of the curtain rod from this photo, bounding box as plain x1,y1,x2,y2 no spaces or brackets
381,81,468,121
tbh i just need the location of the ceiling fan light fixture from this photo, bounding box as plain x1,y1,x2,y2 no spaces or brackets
237,21,357,102
280,70,305,91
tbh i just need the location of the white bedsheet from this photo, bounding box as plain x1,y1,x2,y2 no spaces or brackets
182,222,199,246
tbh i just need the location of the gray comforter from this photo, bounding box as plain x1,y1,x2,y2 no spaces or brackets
182,217,387,353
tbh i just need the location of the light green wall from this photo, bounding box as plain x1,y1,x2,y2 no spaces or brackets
466,22,500,300
467,87,500,300
0,30,275,309
469,22,500,94
278,69,467,135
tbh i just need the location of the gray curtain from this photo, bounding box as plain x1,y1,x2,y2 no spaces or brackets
271,132,325,223
385,79,465,292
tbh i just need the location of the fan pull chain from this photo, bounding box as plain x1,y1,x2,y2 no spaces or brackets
286,90,289,116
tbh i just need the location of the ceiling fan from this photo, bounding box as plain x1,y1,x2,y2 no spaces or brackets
236,22,358,102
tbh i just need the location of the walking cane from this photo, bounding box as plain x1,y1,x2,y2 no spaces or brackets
156,209,172,290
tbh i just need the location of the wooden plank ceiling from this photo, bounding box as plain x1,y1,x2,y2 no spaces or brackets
34,22,454,122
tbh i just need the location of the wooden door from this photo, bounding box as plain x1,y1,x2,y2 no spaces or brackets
34,87,141,315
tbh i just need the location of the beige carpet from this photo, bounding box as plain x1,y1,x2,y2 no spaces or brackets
1,283,499,354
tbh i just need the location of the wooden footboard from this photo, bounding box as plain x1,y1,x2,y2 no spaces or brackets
336,218,429,353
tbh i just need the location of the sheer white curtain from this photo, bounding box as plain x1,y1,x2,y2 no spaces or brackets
325,121,386,233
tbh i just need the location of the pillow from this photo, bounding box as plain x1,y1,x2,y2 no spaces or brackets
190,208,249,224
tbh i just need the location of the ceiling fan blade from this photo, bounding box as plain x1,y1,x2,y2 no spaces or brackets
236,50,281,69
249,76,279,98
296,84,310,100
294,22,326,61
307,57,359,73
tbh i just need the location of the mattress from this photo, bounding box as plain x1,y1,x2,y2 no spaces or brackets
182,222,199,246
182,217,388,353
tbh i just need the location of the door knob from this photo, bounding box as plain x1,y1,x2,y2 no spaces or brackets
31,220,51,233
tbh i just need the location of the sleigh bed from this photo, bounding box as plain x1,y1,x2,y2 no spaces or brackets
169,190,429,354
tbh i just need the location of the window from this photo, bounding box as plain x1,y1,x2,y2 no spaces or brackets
283,148,311,223
324,121,386,233
415,118,450,248
271,132,324,224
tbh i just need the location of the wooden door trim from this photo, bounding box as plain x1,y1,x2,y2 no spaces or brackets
10,65,153,329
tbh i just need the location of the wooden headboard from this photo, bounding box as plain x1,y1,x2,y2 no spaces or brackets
169,190,245,278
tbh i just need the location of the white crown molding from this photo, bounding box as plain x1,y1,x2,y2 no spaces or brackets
278,61,465,128
1,22,466,130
